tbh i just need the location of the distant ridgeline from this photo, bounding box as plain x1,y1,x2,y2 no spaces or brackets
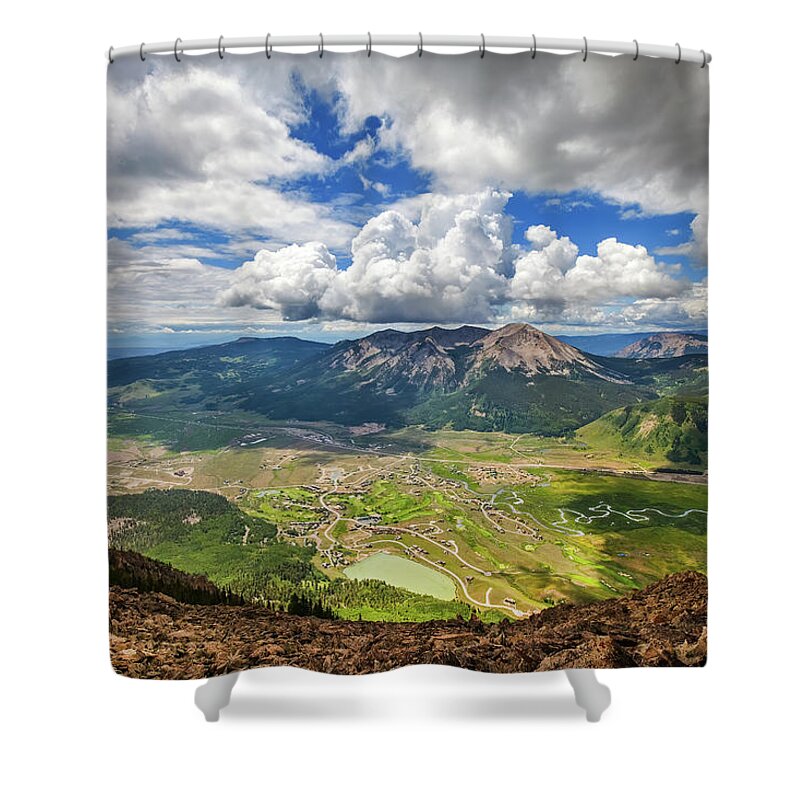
108,489,491,622
558,331,707,358
107,325,709,438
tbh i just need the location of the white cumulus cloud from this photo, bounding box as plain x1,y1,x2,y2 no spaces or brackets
218,243,338,320
219,190,699,328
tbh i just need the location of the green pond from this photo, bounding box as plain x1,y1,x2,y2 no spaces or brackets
344,553,457,600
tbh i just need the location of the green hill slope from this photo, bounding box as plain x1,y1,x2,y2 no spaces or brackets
108,336,331,412
108,489,486,622
577,396,708,469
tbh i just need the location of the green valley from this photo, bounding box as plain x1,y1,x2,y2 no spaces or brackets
107,326,707,621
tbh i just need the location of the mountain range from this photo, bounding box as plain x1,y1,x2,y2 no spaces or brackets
107,330,711,362
109,323,709,437
557,330,708,357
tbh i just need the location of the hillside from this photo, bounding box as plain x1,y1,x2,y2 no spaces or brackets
578,396,708,469
109,558,708,678
108,336,331,409
108,492,485,622
615,333,708,359
109,548,245,606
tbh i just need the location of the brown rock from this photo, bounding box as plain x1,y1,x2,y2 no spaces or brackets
109,570,707,680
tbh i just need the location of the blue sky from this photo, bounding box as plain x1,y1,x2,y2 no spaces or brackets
107,52,708,350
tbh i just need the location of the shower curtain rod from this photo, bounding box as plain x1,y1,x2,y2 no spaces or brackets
108,34,711,66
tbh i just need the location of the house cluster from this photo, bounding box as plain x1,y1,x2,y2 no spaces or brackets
285,428,335,447
355,514,382,525
281,520,321,537
466,464,539,484
320,547,350,569
431,536,452,549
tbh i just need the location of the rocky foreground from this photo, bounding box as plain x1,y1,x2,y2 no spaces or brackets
110,570,707,679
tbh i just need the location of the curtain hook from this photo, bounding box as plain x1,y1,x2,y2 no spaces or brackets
632,39,639,61
700,49,707,68
479,33,486,58
139,42,146,62
174,38,182,62
366,31,372,57
530,34,537,59
318,33,324,58
582,36,588,61
674,42,682,64
218,36,225,59
108,46,115,64
265,33,272,59
418,32,423,57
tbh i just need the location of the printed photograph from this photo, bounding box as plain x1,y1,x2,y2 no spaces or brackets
107,51,708,677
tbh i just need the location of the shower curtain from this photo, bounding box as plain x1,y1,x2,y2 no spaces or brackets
107,50,708,679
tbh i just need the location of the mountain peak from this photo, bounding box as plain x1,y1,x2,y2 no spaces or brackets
478,323,626,381
494,322,540,335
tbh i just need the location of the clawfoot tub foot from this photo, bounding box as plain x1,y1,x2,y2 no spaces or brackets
194,672,240,722
565,669,611,722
